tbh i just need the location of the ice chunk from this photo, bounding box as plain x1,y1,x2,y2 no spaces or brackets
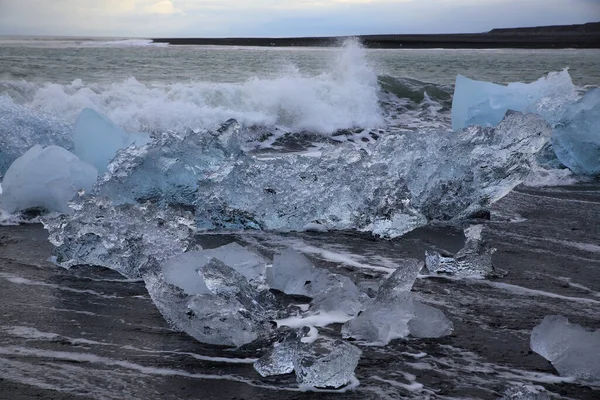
95,119,242,207
530,315,600,382
269,249,328,296
309,278,365,318
0,145,97,214
201,242,267,285
0,96,72,176
552,88,600,176
294,338,361,389
73,108,151,173
254,328,307,377
497,386,550,400
144,258,277,347
452,70,577,130
162,251,210,295
425,225,496,277
408,301,454,338
44,198,195,278
342,260,421,344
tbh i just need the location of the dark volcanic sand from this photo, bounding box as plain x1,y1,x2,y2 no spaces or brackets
153,22,600,49
0,183,599,399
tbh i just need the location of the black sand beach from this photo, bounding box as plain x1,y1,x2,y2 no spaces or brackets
1,183,599,399
153,22,600,48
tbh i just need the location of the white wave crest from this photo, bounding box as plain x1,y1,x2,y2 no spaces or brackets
3,39,383,135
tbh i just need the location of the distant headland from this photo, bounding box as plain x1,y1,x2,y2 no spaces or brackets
153,22,600,49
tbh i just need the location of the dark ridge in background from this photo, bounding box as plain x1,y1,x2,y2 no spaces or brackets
153,21,600,48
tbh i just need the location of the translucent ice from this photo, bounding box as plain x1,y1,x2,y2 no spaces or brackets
0,96,72,176
0,145,97,214
309,279,366,318
144,258,277,347
195,112,551,238
162,251,210,295
268,249,330,296
408,301,454,339
254,328,307,377
73,108,151,173
498,386,550,400
294,338,361,389
451,70,577,130
552,88,600,176
44,198,196,278
425,225,496,277
530,315,600,382
201,242,267,286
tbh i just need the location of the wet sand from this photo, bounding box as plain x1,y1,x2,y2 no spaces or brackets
0,183,599,399
153,22,600,49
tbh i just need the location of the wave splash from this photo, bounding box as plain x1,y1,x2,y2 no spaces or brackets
1,39,384,135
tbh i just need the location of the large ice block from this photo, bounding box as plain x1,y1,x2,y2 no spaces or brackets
451,70,577,130
0,145,97,214
530,315,600,382
552,88,600,176
44,197,196,278
73,108,151,173
0,96,72,176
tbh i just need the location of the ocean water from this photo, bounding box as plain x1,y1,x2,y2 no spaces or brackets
1,37,600,399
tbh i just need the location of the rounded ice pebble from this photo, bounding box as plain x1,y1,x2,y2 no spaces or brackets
0,145,97,214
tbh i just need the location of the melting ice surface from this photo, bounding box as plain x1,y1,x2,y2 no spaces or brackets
73,108,151,173
530,315,600,382
0,145,97,214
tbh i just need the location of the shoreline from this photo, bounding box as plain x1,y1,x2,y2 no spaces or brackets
153,22,600,49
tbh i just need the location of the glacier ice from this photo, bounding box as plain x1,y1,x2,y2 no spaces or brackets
451,70,577,130
201,242,267,286
161,251,210,295
73,108,152,173
44,197,196,278
144,257,277,347
254,329,361,389
530,315,600,382
425,225,496,277
95,119,242,207
93,111,550,238
293,338,361,389
342,259,452,344
0,145,97,214
0,96,72,176
551,88,600,176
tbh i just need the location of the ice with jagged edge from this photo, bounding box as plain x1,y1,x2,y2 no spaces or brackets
94,119,242,207
0,145,97,214
342,259,453,344
425,225,497,277
73,108,152,173
451,69,578,130
93,111,551,238
144,257,277,347
44,197,196,278
0,96,72,176
530,315,600,382
552,88,600,176
254,328,362,389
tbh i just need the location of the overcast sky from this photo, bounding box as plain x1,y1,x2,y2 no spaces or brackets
0,0,599,37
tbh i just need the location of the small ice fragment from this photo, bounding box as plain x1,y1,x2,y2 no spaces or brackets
73,108,151,173
269,249,328,296
425,225,496,277
0,145,97,214
497,385,550,400
254,328,307,377
309,277,366,318
294,338,362,389
530,315,600,382
342,259,421,344
408,301,454,338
